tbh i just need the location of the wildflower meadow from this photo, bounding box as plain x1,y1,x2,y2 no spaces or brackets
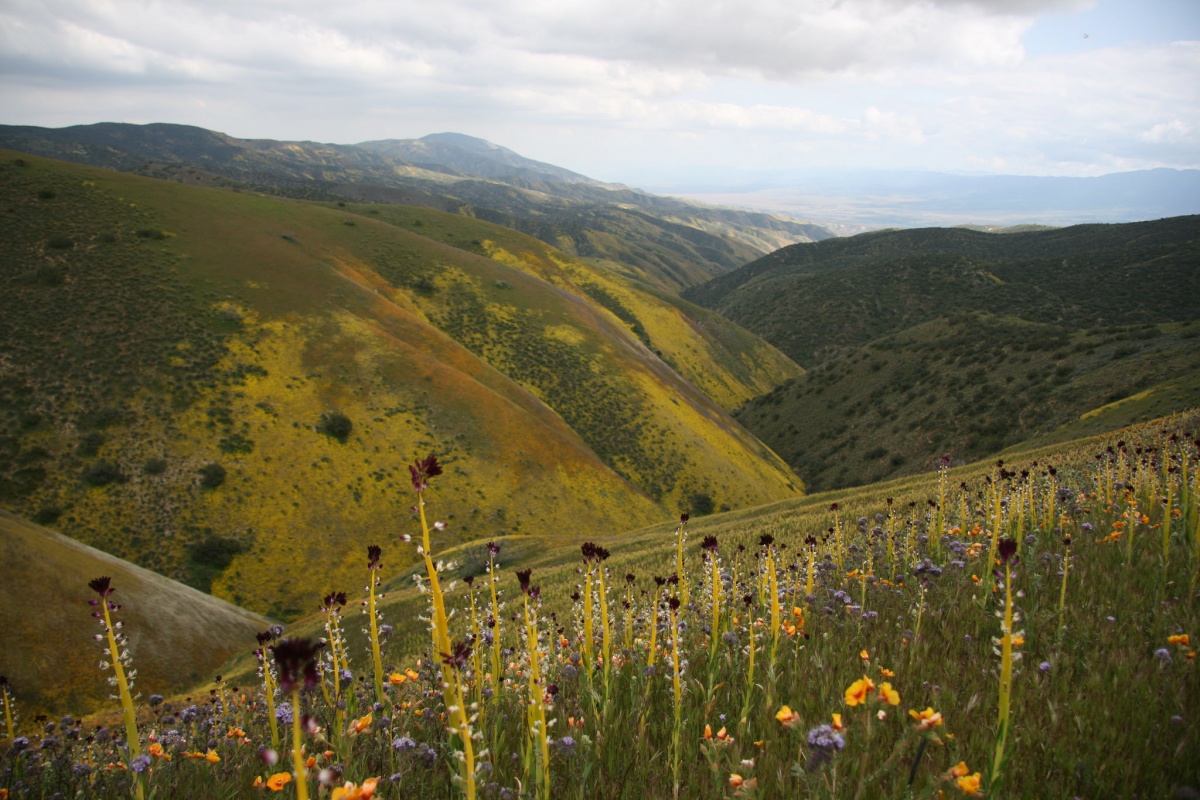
2,413,1198,799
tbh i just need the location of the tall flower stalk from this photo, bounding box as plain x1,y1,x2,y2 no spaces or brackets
668,595,684,800
365,545,386,704
88,577,144,800
674,514,690,609
255,628,282,751
410,455,472,796
517,570,550,800
0,676,16,744
991,538,1022,794
274,637,322,800
486,542,503,694
320,593,348,740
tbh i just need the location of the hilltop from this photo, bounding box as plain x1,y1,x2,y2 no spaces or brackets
0,150,802,618
0,123,834,293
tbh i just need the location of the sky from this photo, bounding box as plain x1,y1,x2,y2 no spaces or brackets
1,0,1198,187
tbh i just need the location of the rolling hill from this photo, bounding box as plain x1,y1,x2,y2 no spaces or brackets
0,509,272,719
0,122,834,293
682,218,1200,490
0,150,803,619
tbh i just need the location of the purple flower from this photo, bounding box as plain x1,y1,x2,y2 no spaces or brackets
129,754,151,774
1154,648,1173,664
1039,661,1052,673
807,725,845,751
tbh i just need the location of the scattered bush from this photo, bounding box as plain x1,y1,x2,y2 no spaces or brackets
197,462,226,489
317,411,353,442
143,457,168,475
82,460,124,487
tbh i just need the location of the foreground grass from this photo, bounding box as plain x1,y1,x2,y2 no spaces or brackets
2,412,1198,799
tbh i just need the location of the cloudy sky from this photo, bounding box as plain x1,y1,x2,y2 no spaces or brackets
1,0,1197,186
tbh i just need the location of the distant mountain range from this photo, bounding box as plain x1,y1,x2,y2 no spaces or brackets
0,123,833,292
639,166,1200,229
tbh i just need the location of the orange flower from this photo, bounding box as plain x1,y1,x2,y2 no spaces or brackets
880,668,895,678
147,742,171,761
205,749,220,763
350,712,373,734
775,705,800,728
845,676,875,706
909,707,943,730
876,682,900,706
227,727,246,738
956,772,983,796
266,772,292,791
388,672,406,685
860,649,870,660
331,777,379,800
716,727,732,742
703,724,713,740
947,761,971,779
971,574,981,583
1168,634,1190,647
405,668,420,681
729,774,744,787
831,713,844,730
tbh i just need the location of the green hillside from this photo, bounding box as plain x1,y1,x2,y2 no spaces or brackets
0,123,833,293
0,510,272,718
684,217,1200,366
0,151,802,619
733,312,1200,491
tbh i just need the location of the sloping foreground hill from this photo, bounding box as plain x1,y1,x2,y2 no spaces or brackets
733,312,1200,490
683,217,1200,367
0,509,272,718
0,123,833,293
0,151,801,619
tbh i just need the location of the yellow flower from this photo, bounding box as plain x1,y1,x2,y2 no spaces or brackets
909,707,943,730
881,667,895,677
1168,634,1190,647
205,749,220,763
956,772,983,796
845,676,875,706
876,682,900,705
831,713,844,730
948,761,971,779
775,705,800,728
860,649,870,660
266,772,292,791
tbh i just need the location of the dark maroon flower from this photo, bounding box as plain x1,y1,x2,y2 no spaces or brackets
441,639,473,671
667,597,681,611
273,638,323,693
486,541,501,557
653,576,666,587
701,535,719,553
516,569,533,593
409,454,443,492
367,545,382,569
997,538,1018,566
321,591,348,610
625,573,636,585
581,542,596,561
680,513,689,524
88,577,114,598
464,575,475,587
758,534,774,547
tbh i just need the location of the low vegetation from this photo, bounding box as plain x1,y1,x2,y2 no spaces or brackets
2,413,1197,798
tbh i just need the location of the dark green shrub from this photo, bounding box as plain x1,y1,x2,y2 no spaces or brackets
144,457,168,475
83,460,124,486
688,491,716,517
136,228,166,240
33,505,63,525
317,411,353,442
48,236,74,250
37,189,56,200
77,432,106,457
198,462,226,489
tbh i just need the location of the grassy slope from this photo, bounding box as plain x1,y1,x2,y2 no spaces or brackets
0,509,272,719
684,217,1200,367
733,312,1200,491
0,151,800,619
197,411,1199,799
